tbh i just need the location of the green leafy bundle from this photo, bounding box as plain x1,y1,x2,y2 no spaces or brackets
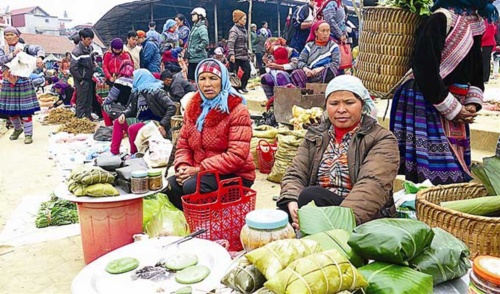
35,198,79,228
383,0,433,16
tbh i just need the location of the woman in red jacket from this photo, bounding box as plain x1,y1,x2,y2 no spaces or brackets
102,38,132,87
164,58,256,210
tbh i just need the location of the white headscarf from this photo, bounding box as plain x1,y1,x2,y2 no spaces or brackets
325,75,377,118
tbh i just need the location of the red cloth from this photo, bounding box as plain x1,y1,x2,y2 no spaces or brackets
306,21,327,43
174,92,256,181
482,20,497,47
102,51,132,80
334,123,359,143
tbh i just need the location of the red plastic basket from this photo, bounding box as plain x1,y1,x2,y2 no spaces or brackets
181,171,257,251
256,140,278,174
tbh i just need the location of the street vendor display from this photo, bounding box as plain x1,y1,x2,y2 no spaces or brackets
0,26,45,144
389,0,498,185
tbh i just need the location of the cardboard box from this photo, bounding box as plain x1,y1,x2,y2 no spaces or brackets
274,83,327,124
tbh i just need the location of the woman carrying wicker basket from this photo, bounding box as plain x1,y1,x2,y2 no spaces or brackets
390,0,498,185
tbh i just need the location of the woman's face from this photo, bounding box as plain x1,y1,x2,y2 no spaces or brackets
237,15,247,26
198,72,222,100
316,23,331,42
326,90,363,129
4,32,19,45
191,14,199,23
175,18,183,27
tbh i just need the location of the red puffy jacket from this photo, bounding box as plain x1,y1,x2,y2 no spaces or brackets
174,92,256,181
102,51,132,81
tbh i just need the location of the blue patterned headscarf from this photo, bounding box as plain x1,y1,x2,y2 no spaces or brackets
163,19,176,32
132,69,163,93
325,75,377,119
194,58,245,131
432,0,499,22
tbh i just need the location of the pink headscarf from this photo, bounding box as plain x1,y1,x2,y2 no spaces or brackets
119,60,134,77
306,20,327,43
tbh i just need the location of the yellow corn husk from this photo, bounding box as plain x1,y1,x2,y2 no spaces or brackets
441,196,500,216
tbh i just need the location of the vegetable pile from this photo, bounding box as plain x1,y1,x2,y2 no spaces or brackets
380,0,433,15
58,117,96,134
35,195,78,228
45,108,75,125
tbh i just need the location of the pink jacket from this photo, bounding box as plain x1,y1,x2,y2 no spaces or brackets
482,20,497,47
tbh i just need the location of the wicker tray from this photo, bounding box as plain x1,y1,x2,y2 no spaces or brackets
416,183,500,258
356,7,422,98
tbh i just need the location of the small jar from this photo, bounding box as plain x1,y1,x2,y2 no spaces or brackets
131,170,148,194
148,169,163,191
240,209,295,252
469,256,500,294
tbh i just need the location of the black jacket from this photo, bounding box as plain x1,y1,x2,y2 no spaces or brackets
70,42,95,82
167,74,196,102
122,88,176,131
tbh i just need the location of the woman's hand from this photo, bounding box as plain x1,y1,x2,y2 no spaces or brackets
230,55,235,63
175,165,201,184
118,114,126,124
288,201,300,230
453,105,477,124
312,67,324,75
304,68,314,78
158,125,167,138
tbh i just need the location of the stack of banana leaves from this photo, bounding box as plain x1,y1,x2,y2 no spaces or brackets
221,203,471,293
444,156,500,216
35,195,79,228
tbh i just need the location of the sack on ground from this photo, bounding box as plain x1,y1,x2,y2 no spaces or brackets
70,166,115,185
143,136,173,168
358,262,433,294
263,249,368,294
245,239,322,280
230,73,242,89
266,131,305,183
134,121,162,154
221,257,266,294
93,126,113,141
84,183,120,197
348,218,435,266
408,228,471,285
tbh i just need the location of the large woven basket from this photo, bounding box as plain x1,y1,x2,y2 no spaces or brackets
170,115,184,144
356,7,422,98
416,183,500,258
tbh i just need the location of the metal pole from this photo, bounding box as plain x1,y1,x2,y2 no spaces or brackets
248,0,253,50
150,3,154,21
214,1,218,44
277,0,281,37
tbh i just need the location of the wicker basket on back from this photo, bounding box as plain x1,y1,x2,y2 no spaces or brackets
416,183,500,258
356,7,422,98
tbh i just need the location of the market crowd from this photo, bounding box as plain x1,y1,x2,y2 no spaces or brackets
1,0,500,229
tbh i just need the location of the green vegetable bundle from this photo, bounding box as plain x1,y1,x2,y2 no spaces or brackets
441,195,500,216
298,202,356,236
264,249,368,294
35,197,79,228
70,166,115,185
383,0,433,16
246,239,322,280
358,262,433,294
409,228,471,285
303,229,364,267
348,218,434,265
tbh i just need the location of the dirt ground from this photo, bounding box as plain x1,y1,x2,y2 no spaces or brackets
0,116,279,294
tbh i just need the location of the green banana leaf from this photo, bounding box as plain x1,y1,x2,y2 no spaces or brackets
298,202,356,236
264,249,368,294
409,228,471,285
471,163,496,196
358,262,433,294
246,239,323,280
348,218,434,266
303,229,365,268
484,156,500,195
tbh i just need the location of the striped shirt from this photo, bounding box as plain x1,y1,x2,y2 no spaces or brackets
316,124,360,197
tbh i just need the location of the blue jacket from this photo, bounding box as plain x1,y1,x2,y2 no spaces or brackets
290,3,313,53
140,38,161,73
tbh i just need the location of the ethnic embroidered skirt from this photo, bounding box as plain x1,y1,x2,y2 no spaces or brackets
0,78,40,116
389,79,472,185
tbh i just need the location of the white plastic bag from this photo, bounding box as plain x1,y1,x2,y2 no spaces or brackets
134,121,162,154
250,61,257,76
143,136,173,168
6,52,36,78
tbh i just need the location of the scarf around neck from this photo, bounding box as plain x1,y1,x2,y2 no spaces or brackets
194,58,245,131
